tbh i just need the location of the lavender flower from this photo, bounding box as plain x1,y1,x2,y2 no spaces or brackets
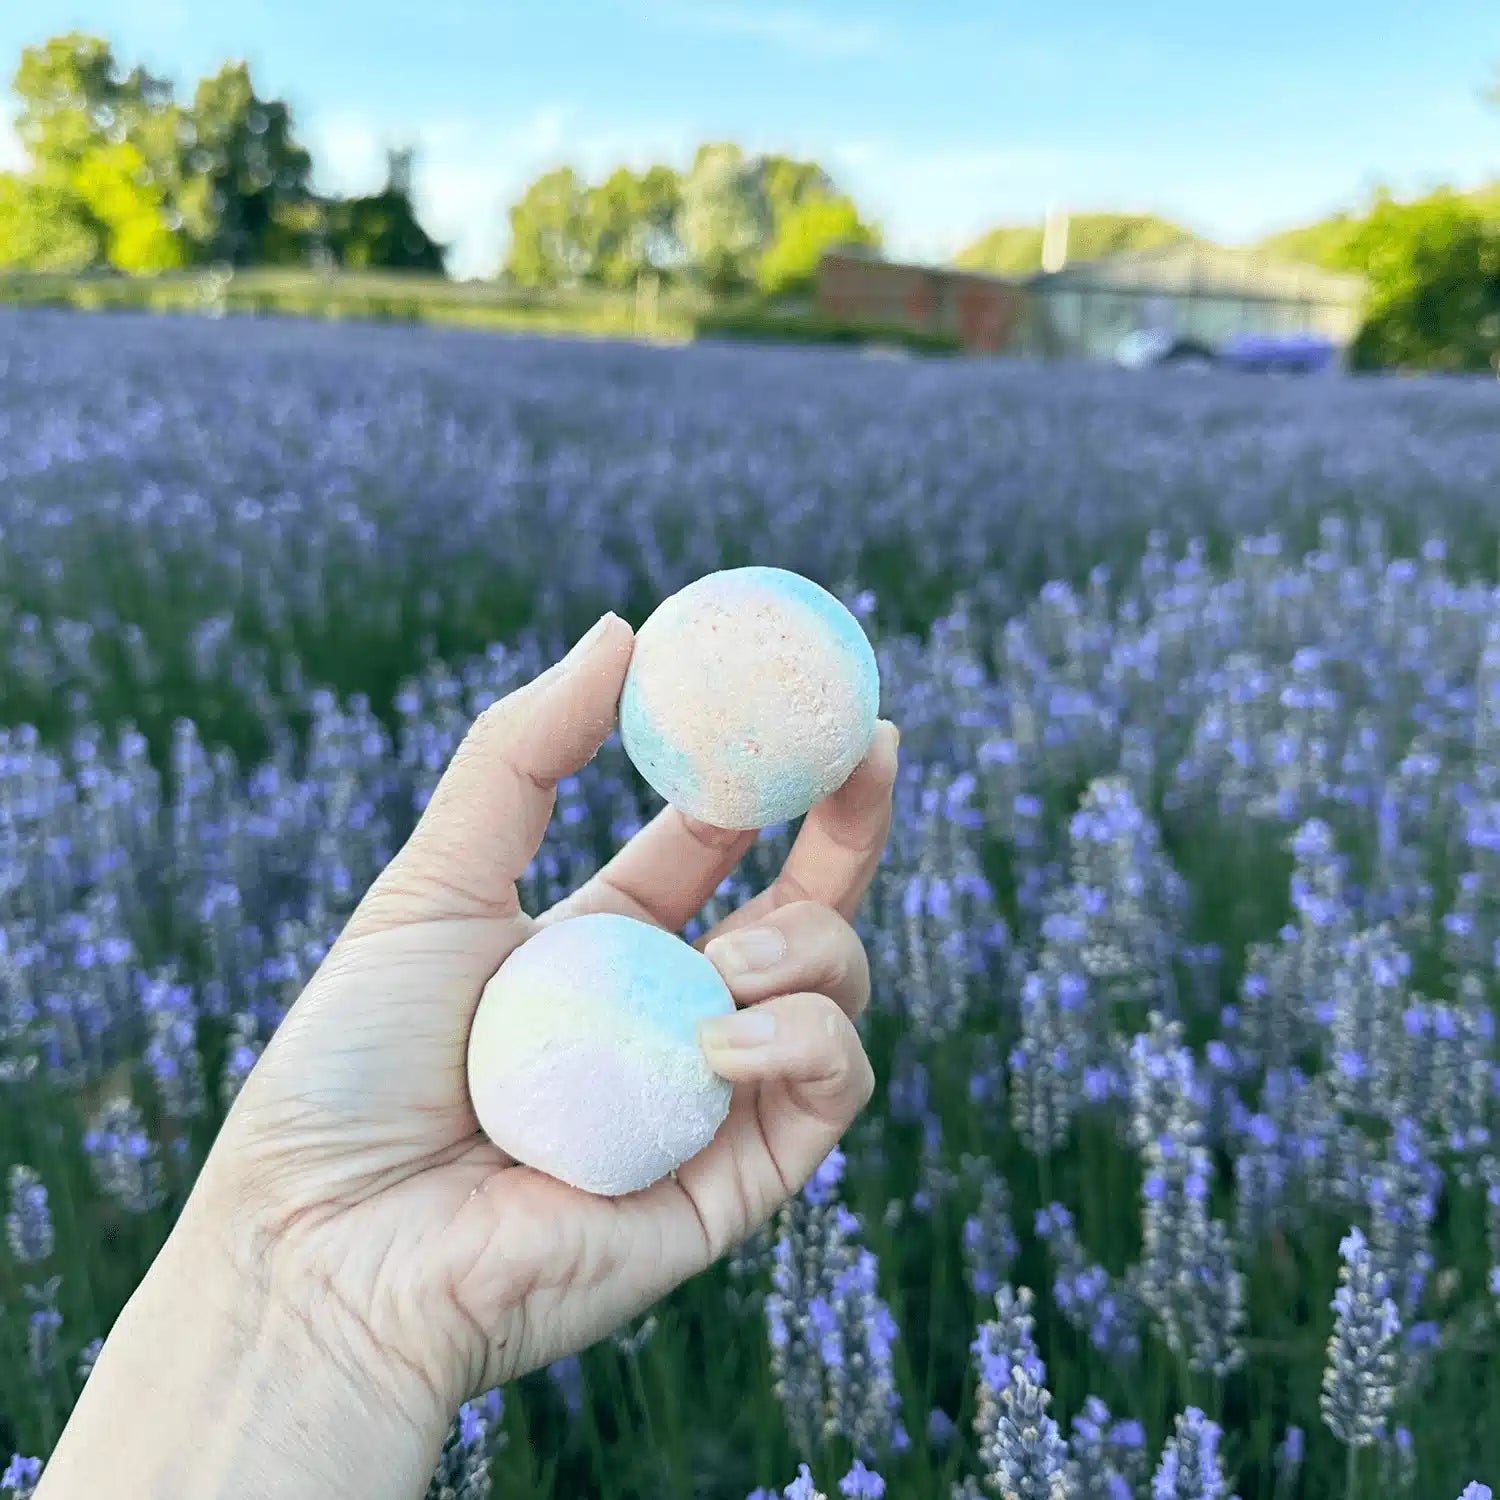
1151,1408,1227,1500
838,1460,886,1498
77,1336,103,1384
24,1275,61,1378
1068,1395,1139,1500
424,1391,502,1500
5,1165,53,1263
766,1150,903,1457
1035,1203,1142,1365
1273,1426,1303,1498
1366,1117,1439,1320
0,1455,41,1499
962,1158,1019,1299
982,1364,1069,1500
84,1097,166,1213
782,1464,828,1500
1322,1226,1400,1448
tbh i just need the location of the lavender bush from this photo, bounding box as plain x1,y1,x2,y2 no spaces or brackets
2,307,1499,1497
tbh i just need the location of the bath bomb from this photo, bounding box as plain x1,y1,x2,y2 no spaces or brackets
620,566,880,829
466,912,735,1196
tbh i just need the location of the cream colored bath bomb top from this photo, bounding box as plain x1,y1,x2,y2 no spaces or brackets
620,566,880,828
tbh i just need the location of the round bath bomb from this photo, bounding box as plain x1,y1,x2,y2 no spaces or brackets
620,566,880,828
466,912,734,1196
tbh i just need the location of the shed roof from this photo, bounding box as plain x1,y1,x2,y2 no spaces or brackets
1030,241,1365,304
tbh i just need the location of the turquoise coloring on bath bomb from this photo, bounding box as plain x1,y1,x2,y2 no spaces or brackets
620,567,880,829
466,913,735,1196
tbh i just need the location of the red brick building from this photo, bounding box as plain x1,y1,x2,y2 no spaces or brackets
816,250,1026,352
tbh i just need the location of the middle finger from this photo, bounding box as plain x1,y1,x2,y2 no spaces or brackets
701,900,871,1019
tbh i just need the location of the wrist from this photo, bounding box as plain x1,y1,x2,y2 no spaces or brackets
39,1207,447,1500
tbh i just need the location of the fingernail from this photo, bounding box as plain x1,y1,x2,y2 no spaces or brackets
699,1008,778,1053
561,613,619,672
878,718,900,752
705,927,786,978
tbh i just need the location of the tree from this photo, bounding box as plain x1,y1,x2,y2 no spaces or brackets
756,192,878,296
0,174,97,271
678,143,769,293
186,62,314,265
70,140,186,272
580,164,682,288
10,32,195,271
1344,192,1500,371
956,213,1198,274
325,149,446,273
503,166,590,287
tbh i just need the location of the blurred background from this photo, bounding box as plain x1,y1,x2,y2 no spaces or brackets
1,1,1497,368
2,8,1500,1500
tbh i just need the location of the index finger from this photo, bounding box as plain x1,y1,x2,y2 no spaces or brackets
706,719,898,936
345,614,634,943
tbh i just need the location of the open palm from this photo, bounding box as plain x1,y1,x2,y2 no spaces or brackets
192,611,896,1441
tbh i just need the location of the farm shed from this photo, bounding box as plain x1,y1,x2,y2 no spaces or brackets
816,251,1027,352
1019,242,1367,360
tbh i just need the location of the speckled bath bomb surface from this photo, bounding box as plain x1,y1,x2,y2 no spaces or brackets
620,567,880,828
466,913,735,1196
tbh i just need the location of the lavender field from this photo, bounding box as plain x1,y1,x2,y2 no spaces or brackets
4,307,1500,1500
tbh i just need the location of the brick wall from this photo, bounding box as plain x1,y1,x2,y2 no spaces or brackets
816,253,1026,352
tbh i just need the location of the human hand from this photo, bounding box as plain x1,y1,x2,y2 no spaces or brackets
40,613,895,1500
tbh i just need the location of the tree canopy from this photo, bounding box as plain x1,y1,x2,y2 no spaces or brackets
2,32,443,276
502,144,878,295
956,213,1199,275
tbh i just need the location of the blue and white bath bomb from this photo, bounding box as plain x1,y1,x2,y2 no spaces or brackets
620,567,880,829
466,913,735,1196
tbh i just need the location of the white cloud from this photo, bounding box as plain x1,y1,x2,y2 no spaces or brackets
632,1,885,58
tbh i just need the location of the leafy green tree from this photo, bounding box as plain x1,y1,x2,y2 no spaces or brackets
678,142,770,293
0,174,97,270
1256,183,1500,270
956,213,1197,274
186,62,314,265
503,166,591,287
324,149,446,273
580,164,682,288
10,32,196,271
756,192,878,295
1344,192,1500,371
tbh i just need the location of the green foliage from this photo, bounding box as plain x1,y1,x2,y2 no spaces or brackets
4,33,442,277
502,144,879,298
695,301,958,353
0,267,704,340
1342,192,1500,372
580,164,682,289
956,213,1199,274
0,173,97,270
757,187,879,296
185,61,314,266
1255,182,1500,270
503,166,592,287
325,151,446,273
10,32,196,273
678,142,771,294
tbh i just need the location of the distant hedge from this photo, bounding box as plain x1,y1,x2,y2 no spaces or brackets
0,270,700,340
694,304,961,354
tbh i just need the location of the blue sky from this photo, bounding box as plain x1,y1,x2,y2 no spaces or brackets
3,0,1497,277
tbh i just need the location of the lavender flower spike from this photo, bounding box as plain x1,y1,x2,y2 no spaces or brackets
1152,1408,1228,1500
1321,1226,1399,1448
